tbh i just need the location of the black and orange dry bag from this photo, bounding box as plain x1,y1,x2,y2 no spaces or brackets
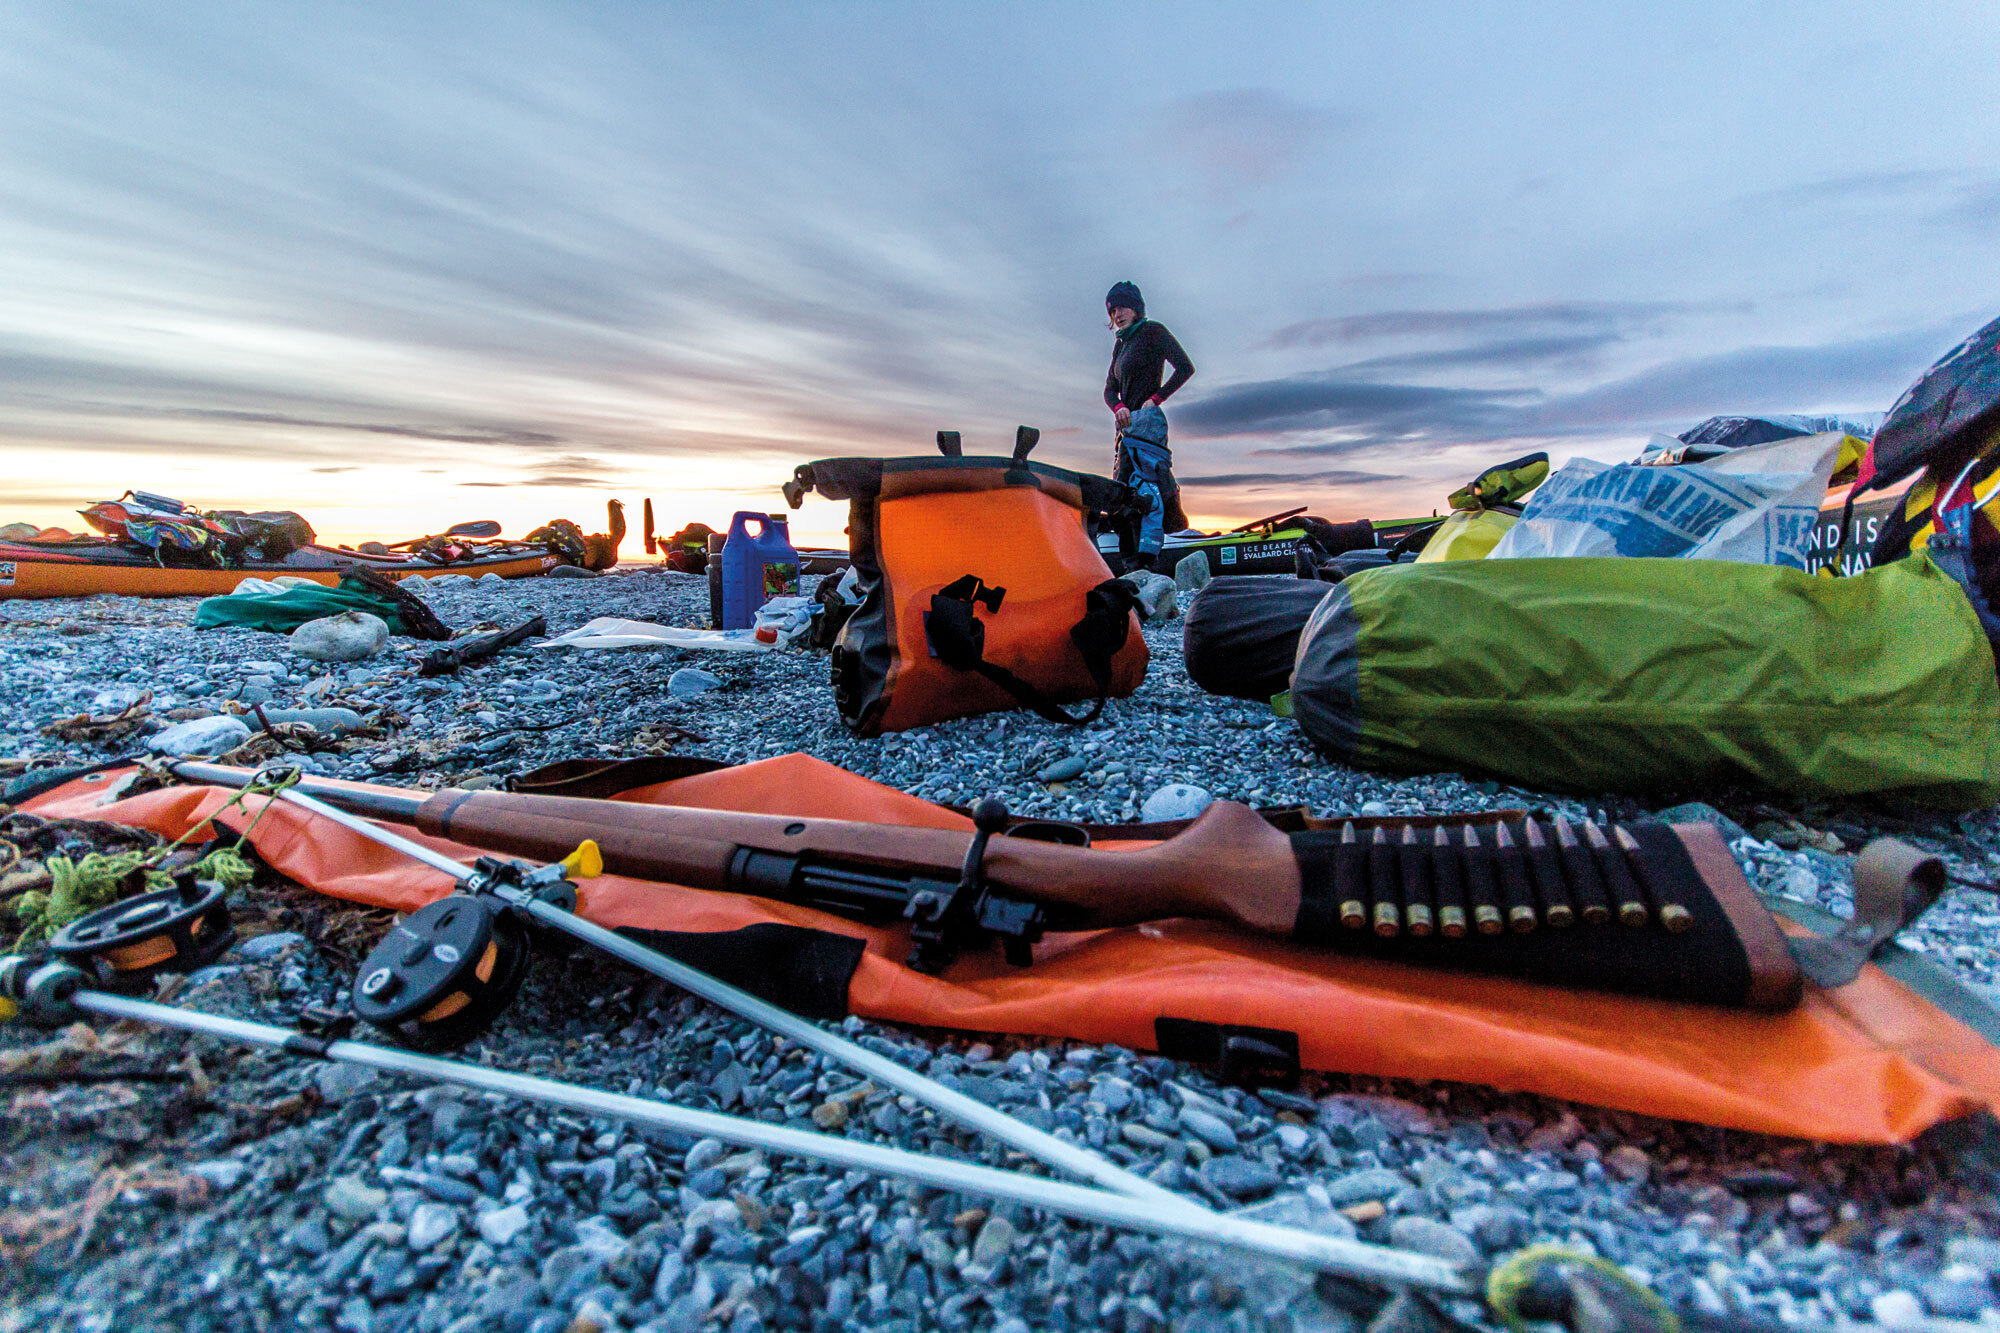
784,427,1150,736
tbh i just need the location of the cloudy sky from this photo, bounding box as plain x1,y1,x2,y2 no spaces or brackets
2,2,1996,545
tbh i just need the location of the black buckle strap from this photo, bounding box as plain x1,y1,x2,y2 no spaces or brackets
1154,1017,1302,1090
924,576,1136,727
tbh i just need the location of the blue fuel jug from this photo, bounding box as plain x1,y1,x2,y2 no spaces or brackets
718,511,800,629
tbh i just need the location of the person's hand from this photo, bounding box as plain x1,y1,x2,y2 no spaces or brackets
1113,405,1131,430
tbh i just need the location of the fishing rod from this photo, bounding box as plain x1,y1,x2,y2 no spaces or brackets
0,956,1469,1292
158,760,1193,1215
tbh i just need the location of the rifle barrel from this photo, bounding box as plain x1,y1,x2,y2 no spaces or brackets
168,761,427,822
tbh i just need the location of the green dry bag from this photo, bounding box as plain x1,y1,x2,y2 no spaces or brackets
1290,553,2000,808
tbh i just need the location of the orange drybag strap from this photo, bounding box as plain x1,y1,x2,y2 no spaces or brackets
925,574,1141,727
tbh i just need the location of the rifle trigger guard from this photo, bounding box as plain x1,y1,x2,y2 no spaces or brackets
904,797,1012,975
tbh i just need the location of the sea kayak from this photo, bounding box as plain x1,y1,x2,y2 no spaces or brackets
1098,507,1435,576
0,535,567,600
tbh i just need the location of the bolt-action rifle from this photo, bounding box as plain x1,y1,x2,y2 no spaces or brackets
168,762,1806,1010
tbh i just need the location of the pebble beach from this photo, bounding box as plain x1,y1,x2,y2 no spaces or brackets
5,565,2000,1333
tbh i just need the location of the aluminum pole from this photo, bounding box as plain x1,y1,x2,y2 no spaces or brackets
71,990,1473,1293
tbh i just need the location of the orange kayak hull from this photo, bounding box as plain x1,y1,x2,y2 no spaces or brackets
0,543,566,600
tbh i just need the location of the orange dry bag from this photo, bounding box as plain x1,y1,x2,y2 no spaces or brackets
784,428,1151,736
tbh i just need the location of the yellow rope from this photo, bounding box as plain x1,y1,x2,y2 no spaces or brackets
1487,1244,1679,1333
8,769,297,947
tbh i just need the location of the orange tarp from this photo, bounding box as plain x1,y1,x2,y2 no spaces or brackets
28,754,2000,1144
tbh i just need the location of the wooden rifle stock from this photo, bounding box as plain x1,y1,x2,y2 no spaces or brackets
418,789,1305,934
165,764,1800,1009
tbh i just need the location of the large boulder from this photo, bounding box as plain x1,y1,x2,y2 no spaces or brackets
149,715,253,757
290,611,389,662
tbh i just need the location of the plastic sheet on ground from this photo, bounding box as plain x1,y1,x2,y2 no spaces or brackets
533,616,775,653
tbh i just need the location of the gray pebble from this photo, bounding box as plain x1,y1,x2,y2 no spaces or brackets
1325,1168,1410,1207
1200,1157,1282,1199
316,1063,382,1105
668,667,721,698
1387,1216,1479,1265
1177,1106,1239,1152
1036,754,1089,783
970,1216,1017,1268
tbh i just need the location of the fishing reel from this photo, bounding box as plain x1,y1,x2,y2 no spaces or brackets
0,867,237,1023
345,841,597,1051
48,875,238,989
351,894,531,1052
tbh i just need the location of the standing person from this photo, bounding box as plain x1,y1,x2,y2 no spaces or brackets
1103,281,1194,565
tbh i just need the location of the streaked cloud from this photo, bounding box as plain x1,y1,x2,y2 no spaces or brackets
0,3,1995,537
1179,469,1397,488
1262,302,1708,349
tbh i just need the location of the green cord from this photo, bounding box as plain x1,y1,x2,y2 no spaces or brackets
9,768,299,947
1488,1244,1679,1333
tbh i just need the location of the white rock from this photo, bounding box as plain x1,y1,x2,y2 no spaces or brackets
405,1202,459,1251
476,1203,532,1247
148,715,252,757
1141,783,1213,822
252,706,365,735
290,611,389,662
186,1160,249,1192
572,1215,631,1262
1870,1290,1923,1326
237,932,305,961
323,1176,388,1222
684,1138,728,1174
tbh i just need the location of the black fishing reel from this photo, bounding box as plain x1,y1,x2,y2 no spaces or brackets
48,877,238,989
350,894,531,1052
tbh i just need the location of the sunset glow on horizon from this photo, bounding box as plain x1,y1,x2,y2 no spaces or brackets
3,4,1994,549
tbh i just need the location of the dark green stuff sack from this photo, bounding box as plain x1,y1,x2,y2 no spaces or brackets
1290,554,2000,808
194,573,439,638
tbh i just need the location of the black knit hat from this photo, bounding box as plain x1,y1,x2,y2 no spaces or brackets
1105,281,1145,317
